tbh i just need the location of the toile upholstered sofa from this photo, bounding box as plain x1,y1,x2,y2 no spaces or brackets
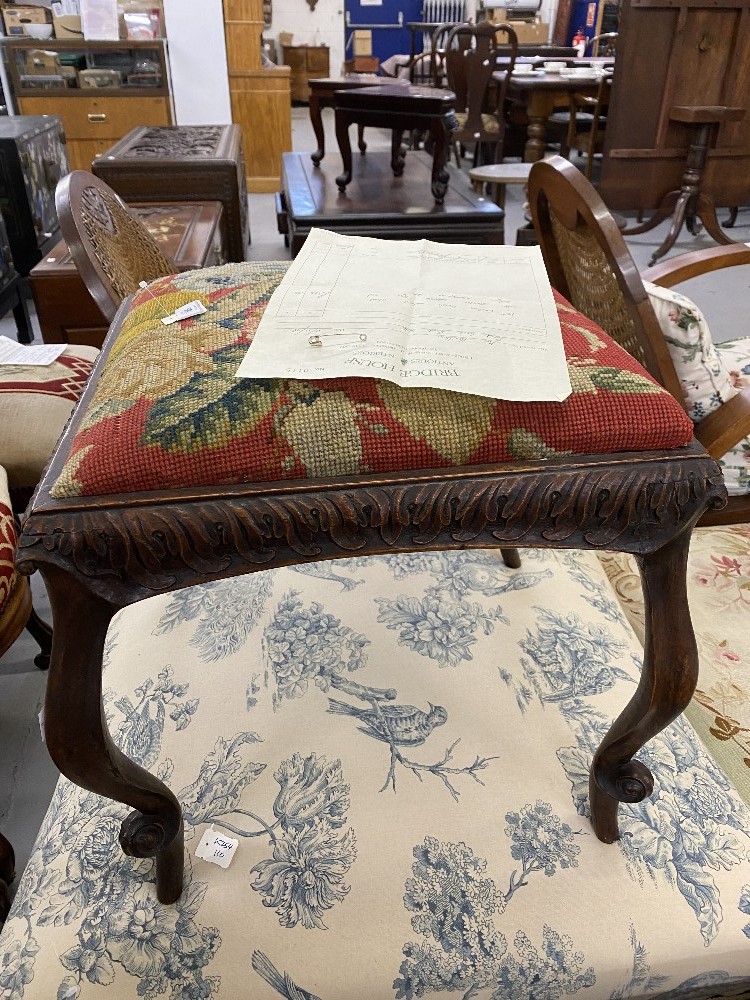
2,534,750,999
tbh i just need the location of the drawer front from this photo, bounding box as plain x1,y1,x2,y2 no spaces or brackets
307,47,329,72
20,96,170,140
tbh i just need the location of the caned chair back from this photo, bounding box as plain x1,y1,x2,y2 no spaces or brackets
528,155,686,404
55,171,174,323
444,21,518,147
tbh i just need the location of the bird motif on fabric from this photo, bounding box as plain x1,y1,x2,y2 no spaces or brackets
251,950,323,1000
326,698,448,746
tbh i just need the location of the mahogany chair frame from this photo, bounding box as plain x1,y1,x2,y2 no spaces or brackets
55,171,175,324
529,155,750,525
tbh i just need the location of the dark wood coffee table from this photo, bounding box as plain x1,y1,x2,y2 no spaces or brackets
333,84,458,203
308,75,386,165
279,150,505,255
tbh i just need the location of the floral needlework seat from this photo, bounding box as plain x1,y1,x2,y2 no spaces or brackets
2,549,750,998
49,262,693,499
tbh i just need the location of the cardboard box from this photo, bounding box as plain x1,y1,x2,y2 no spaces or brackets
2,4,52,36
489,13,550,44
53,13,83,37
353,29,371,56
344,56,379,74
279,31,293,46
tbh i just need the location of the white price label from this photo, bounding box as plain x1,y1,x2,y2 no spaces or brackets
195,827,239,868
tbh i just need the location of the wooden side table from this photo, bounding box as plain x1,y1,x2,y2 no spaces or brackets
333,84,458,203
308,75,385,165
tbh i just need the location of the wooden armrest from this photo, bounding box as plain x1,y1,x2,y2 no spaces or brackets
695,388,750,458
643,243,750,287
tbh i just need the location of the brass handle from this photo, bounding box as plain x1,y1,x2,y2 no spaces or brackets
87,113,107,122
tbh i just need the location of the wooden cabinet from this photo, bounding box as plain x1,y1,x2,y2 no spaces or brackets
4,39,172,172
0,115,68,275
282,44,330,102
223,0,292,194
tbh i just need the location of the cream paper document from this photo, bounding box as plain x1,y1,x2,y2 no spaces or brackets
236,229,572,402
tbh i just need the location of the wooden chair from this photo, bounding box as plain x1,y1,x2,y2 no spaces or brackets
529,154,750,525
585,31,618,55
407,21,457,88
563,71,612,179
55,171,174,323
443,21,519,166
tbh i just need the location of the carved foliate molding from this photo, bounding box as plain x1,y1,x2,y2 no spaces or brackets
18,457,726,605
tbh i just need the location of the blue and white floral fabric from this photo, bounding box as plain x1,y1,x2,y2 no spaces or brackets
2,548,750,999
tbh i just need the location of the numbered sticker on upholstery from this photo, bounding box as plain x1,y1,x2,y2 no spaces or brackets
195,827,239,868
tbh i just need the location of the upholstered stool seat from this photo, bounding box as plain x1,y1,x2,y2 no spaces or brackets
3,548,750,997
0,346,98,498
49,262,693,500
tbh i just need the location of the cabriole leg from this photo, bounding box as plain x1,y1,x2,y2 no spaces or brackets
589,530,697,843
40,565,185,903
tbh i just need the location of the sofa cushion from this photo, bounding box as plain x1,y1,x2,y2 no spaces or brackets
0,346,99,490
50,263,694,499
2,548,750,998
644,279,738,423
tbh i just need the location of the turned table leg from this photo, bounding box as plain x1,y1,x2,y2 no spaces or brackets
40,565,185,903
589,530,697,843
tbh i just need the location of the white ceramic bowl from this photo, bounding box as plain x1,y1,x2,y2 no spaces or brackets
25,24,54,39
514,64,533,75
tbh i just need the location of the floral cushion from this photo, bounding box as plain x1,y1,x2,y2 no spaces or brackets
713,338,750,496
50,263,694,499
601,524,750,813
3,549,750,998
643,280,737,423
0,346,99,491
0,466,17,615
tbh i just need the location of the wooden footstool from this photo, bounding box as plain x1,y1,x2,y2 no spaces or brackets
30,202,224,348
17,261,724,907
92,126,250,262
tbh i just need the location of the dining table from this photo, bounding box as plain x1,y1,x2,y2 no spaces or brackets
499,61,614,162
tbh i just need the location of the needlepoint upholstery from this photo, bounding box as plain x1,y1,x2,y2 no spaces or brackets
51,263,694,499
2,548,750,997
0,346,99,491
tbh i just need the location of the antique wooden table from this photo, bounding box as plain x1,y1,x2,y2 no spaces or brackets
308,75,386,166
503,63,613,161
333,84,458,203
17,263,725,905
279,150,504,255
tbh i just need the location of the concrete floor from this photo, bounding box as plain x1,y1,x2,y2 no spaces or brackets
1,106,749,900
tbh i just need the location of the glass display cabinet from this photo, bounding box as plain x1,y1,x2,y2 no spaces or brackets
1,39,173,171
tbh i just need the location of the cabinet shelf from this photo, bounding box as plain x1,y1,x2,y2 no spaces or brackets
1,38,173,170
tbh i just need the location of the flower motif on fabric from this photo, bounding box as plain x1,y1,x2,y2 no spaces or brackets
233,753,358,930
263,591,370,706
376,594,505,668
394,814,594,999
